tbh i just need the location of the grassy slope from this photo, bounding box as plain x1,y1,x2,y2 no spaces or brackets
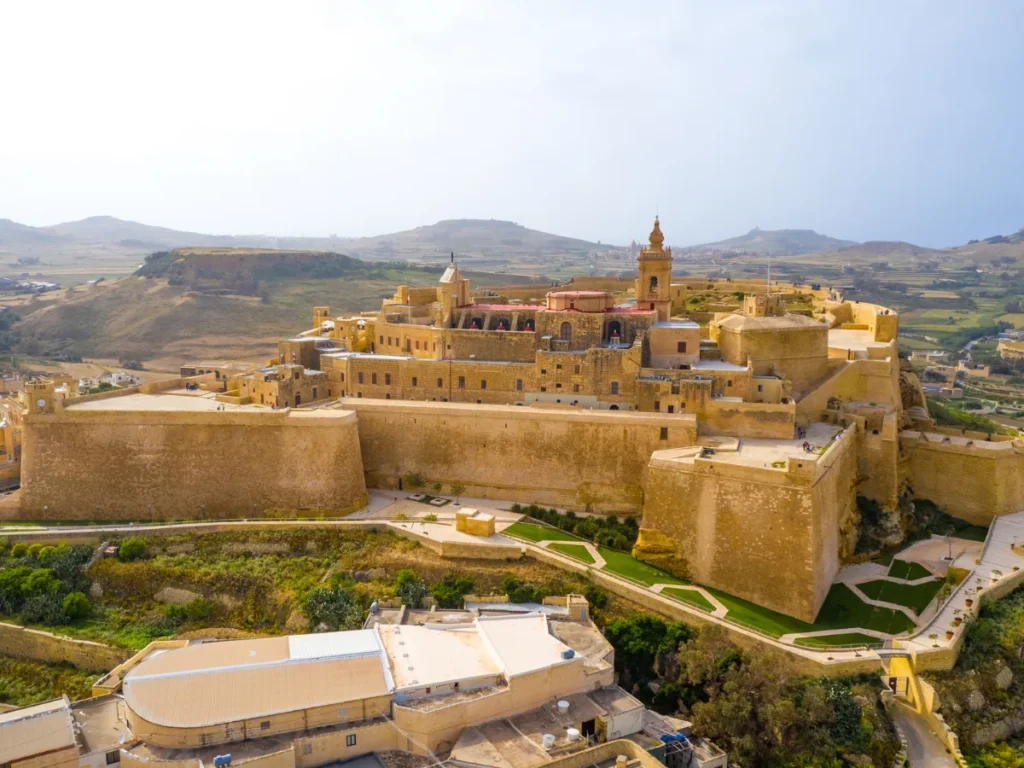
548,542,596,564
888,560,933,580
858,579,943,615
503,522,583,543
0,656,97,706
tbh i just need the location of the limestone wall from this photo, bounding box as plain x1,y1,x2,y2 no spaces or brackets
902,433,1024,524
634,425,859,621
345,399,697,513
701,400,795,438
0,621,129,671
18,407,368,520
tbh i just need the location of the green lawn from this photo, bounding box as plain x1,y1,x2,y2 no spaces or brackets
815,584,917,634
502,522,582,543
794,632,883,649
858,579,943,615
662,587,715,613
585,544,917,640
548,542,596,564
888,559,933,581
598,547,688,587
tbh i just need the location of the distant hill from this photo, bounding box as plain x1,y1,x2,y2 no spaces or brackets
683,227,857,256
0,216,620,281
7,248,544,364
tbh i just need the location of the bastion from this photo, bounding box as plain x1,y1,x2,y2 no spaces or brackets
18,392,368,520
633,422,859,622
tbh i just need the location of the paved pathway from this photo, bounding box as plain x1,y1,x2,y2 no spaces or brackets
904,511,1024,656
890,703,957,767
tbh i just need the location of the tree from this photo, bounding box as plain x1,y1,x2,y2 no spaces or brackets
395,569,429,608
62,592,91,620
432,574,474,608
302,586,363,631
404,471,425,491
0,565,32,612
117,537,148,562
449,480,466,502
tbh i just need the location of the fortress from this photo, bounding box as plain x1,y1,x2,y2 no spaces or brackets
5,217,1024,622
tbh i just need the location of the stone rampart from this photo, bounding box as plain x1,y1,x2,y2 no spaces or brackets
901,432,1024,524
0,621,129,671
17,406,367,520
344,399,697,513
633,425,859,621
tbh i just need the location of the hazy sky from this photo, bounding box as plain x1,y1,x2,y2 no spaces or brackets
2,1,1022,247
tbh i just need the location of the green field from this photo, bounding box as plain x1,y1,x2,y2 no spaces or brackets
548,542,596,564
662,587,715,613
858,579,943,615
888,560,933,581
502,522,583,543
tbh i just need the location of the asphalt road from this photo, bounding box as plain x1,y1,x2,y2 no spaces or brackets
891,704,957,767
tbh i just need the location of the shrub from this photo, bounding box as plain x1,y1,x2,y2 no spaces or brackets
118,537,148,562
395,569,429,608
26,544,42,559
302,586,363,631
404,471,426,490
422,513,438,523
62,592,91,620
20,593,66,625
10,543,27,558
500,574,548,604
432,575,474,609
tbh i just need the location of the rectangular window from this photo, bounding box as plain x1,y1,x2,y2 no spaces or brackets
574,364,581,375
341,373,345,382
379,336,383,344
106,751,121,765
261,720,271,730
757,384,763,392
660,427,668,440
481,380,487,390
458,376,465,389
556,364,562,370
573,384,580,393
358,372,364,384
677,341,687,353
347,735,357,748
540,369,547,375
555,383,562,389
412,377,418,387
385,373,391,385
415,340,420,350
303,744,313,756
654,400,660,412
387,337,391,346
667,405,674,413
516,379,523,391
437,377,443,388
371,373,378,385
727,379,733,387
610,381,619,395
540,386,547,392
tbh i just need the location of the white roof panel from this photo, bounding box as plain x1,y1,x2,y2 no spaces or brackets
288,629,380,660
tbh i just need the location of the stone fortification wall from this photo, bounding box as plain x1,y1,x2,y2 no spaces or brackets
634,425,859,622
18,407,367,520
344,399,697,513
701,400,795,438
901,432,1024,524
0,621,129,671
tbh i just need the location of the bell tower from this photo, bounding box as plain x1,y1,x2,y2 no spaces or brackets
635,216,673,322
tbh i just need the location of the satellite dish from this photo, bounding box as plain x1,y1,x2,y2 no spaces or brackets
36,398,47,409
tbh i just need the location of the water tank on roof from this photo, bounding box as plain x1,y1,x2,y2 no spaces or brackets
213,756,232,767
561,649,575,660
557,700,570,715
566,728,580,742
369,601,379,614
543,734,555,749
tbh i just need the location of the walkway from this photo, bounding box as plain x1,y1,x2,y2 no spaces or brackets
537,540,607,568
890,703,958,767
904,511,1024,655
650,584,727,618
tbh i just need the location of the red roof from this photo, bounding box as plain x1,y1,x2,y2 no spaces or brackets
469,304,545,311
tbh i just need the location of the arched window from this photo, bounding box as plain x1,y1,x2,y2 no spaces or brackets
649,275,658,294
607,320,622,341
560,321,572,342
